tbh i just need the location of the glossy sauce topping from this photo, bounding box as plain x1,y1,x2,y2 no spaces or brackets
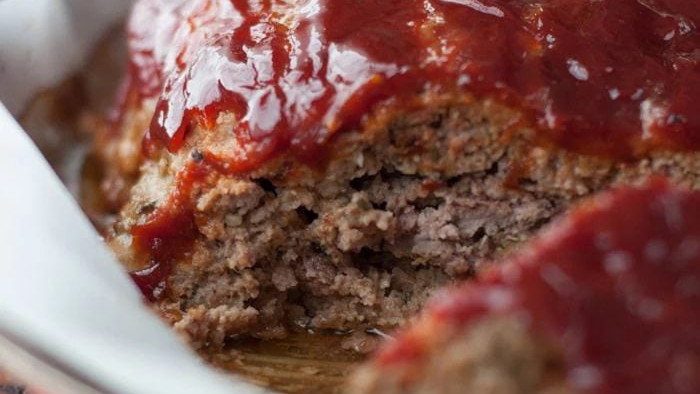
128,0,700,165
378,180,700,394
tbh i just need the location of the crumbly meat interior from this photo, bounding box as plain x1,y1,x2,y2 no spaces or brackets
99,90,700,349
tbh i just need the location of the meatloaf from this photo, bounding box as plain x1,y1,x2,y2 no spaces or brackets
349,180,700,394
95,0,700,347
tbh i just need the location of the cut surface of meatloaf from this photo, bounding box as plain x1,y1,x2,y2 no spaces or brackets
96,0,700,347
349,180,700,394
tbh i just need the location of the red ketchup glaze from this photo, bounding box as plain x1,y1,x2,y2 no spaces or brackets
127,0,700,162
122,0,699,299
378,180,700,394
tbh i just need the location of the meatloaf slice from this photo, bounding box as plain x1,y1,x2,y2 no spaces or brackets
349,180,700,394
96,0,700,347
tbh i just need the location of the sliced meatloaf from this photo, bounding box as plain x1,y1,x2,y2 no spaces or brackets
349,180,700,394
95,0,700,347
